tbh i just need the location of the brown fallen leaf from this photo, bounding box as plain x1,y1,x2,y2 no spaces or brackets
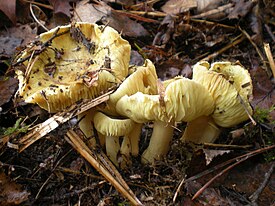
228,0,254,19
0,0,16,24
250,66,275,120
73,0,148,37
0,24,37,56
161,0,197,15
0,171,29,205
48,0,72,17
185,181,230,205
0,77,18,107
203,149,232,165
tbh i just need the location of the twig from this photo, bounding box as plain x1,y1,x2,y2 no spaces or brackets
203,143,253,149
202,34,245,61
30,3,49,31
249,162,275,204
192,145,275,200
13,28,69,66
65,129,143,206
173,175,186,203
190,19,235,29
263,43,275,79
191,3,234,19
239,26,270,77
237,94,257,125
22,0,53,10
264,24,275,42
18,90,113,152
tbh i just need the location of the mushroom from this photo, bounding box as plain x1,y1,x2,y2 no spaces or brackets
97,59,158,157
93,111,136,167
181,61,253,143
116,77,214,163
15,22,131,112
78,109,105,147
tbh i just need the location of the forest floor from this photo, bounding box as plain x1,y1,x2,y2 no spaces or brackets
0,0,274,205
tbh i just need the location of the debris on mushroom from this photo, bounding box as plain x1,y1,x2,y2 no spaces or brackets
93,111,136,168
181,61,253,143
15,22,131,112
116,77,215,163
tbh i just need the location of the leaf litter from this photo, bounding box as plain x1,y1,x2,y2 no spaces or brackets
0,0,274,205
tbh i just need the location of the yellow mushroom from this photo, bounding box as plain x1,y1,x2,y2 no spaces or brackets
181,61,253,143
15,22,130,112
116,77,214,163
93,112,136,168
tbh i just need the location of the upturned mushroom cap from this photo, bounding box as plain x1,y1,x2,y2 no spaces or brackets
93,111,136,167
15,22,131,112
116,77,215,123
192,61,253,127
93,112,136,137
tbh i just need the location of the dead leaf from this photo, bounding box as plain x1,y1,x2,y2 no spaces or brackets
161,0,197,15
0,171,29,205
0,24,37,56
48,0,72,17
152,15,176,46
103,0,134,6
249,4,262,44
203,149,232,165
70,157,84,171
185,181,230,205
228,0,254,19
196,0,223,13
0,78,18,107
250,66,275,119
0,0,16,24
73,1,148,37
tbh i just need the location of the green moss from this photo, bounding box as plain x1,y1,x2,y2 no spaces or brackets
253,106,275,124
0,118,29,136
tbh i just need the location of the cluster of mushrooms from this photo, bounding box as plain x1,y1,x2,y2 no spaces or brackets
14,22,253,168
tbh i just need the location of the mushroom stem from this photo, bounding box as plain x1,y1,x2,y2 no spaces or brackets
128,123,143,156
105,135,120,166
142,121,174,164
120,135,131,168
181,116,220,143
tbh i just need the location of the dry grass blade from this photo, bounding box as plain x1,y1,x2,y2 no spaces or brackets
65,129,143,206
18,90,113,152
263,43,275,79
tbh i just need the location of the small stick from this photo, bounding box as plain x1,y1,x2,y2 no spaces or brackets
249,162,275,203
239,26,270,77
18,90,113,152
191,3,234,19
30,3,49,31
237,94,257,125
202,34,245,61
192,145,275,200
203,143,253,149
263,43,275,79
173,175,186,203
65,129,143,206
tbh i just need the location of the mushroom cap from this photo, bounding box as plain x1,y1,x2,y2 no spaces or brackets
116,77,215,123
15,22,130,112
165,77,214,122
109,59,158,104
192,61,253,127
116,92,165,123
93,112,136,136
